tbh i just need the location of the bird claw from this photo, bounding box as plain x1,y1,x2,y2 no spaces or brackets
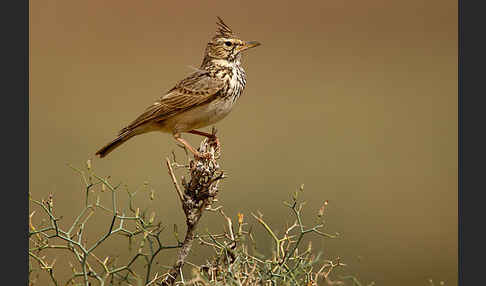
195,151,212,160
213,139,221,150
208,136,221,150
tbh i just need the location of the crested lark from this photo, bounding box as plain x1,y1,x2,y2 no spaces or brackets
95,17,260,159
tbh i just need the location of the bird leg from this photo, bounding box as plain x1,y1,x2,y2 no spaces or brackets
173,133,211,159
188,130,220,148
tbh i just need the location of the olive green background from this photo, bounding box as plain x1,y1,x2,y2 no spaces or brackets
30,0,457,285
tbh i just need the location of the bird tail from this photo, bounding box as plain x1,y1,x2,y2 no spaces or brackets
95,130,138,158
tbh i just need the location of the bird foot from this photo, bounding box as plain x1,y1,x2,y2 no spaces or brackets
208,136,220,150
194,151,212,160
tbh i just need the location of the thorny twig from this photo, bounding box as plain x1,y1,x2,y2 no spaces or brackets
29,129,365,286
186,184,346,286
29,160,181,286
161,128,224,285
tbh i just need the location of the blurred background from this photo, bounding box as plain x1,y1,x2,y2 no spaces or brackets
30,0,457,285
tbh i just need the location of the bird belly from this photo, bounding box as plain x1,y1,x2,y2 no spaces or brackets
161,98,235,133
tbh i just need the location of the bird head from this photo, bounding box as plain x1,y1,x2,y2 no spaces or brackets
203,17,261,64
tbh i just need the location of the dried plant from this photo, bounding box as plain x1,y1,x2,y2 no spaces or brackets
29,132,369,286
28,161,180,286
176,185,346,286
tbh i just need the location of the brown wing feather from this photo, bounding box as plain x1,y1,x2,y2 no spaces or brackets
118,70,224,135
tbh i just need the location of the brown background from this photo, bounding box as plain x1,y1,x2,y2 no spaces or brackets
30,0,457,285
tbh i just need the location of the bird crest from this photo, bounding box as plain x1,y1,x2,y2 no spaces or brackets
214,16,234,39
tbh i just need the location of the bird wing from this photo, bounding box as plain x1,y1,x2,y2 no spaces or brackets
118,70,224,135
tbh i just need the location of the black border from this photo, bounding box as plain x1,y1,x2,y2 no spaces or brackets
459,0,484,284
5,0,28,284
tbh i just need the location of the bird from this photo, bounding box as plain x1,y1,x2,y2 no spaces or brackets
95,17,260,159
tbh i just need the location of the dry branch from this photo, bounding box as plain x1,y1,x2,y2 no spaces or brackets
161,134,224,286
29,129,364,286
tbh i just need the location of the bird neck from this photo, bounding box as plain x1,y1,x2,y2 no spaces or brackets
200,56,241,71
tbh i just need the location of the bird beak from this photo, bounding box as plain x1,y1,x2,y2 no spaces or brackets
240,41,261,52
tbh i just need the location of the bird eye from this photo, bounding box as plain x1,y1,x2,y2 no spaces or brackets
224,41,232,47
